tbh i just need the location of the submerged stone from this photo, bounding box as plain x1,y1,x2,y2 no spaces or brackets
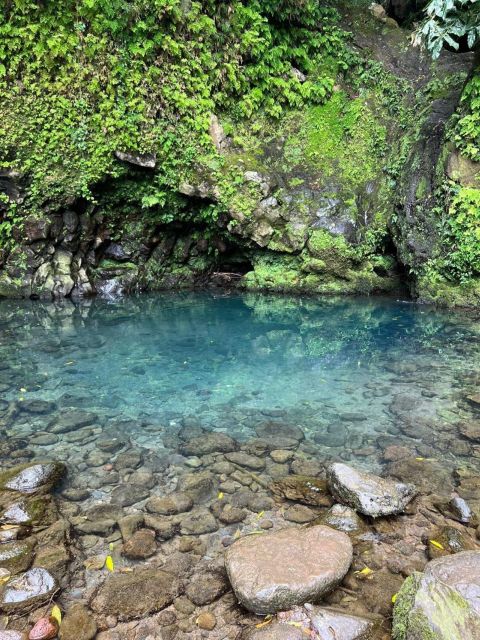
0,568,58,613
180,432,237,456
59,603,97,640
90,567,181,621
393,551,480,640
327,463,416,517
317,503,365,533
225,525,352,614
270,476,332,507
0,462,65,496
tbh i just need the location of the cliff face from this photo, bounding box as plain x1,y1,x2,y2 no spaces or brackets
0,2,478,306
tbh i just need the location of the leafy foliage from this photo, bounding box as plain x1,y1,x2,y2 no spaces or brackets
453,74,480,160
0,0,348,227
415,0,480,58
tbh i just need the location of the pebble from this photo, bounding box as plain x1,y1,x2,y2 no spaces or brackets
196,612,217,630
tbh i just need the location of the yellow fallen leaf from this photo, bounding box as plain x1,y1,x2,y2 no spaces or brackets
109,542,114,551
51,604,62,625
217,492,224,500
415,457,425,461
255,615,273,629
105,555,115,572
392,593,398,604
354,567,373,577
119,567,134,573
429,539,444,550
19,387,26,393
234,529,241,539
256,511,265,519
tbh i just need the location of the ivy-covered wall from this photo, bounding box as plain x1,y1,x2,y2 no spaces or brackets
0,0,478,306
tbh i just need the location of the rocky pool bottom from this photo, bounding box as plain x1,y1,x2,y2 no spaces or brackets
0,292,480,639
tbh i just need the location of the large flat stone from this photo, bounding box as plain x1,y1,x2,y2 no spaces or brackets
90,567,181,621
225,525,352,614
0,462,66,496
0,568,58,614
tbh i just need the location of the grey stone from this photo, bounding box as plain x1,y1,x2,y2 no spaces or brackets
0,462,65,495
0,568,58,613
327,463,416,517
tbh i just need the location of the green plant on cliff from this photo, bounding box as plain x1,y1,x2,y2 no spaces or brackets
442,185,480,280
0,0,349,237
416,0,480,58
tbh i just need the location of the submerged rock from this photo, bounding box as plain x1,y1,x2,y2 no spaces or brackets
58,603,97,640
225,525,352,614
122,528,156,559
317,504,365,533
0,462,65,495
146,492,193,515
393,551,480,640
180,432,237,456
327,463,416,517
270,476,332,507
90,567,181,621
0,568,58,613
0,540,35,574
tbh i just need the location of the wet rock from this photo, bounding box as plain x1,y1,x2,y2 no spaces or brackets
186,568,228,605
308,605,377,639
122,529,156,559
270,450,294,464
50,411,97,434
195,612,216,630
97,438,125,453
19,400,56,415
110,484,149,507
284,504,316,523
225,525,353,614
0,540,35,574
28,617,58,640
146,492,193,515
118,514,144,541
317,504,364,533
0,568,58,613
241,623,303,639
30,433,59,446
327,463,416,517
143,515,178,540
180,432,237,456
1,498,47,526
114,150,156,168
218,504,247,524
90,567,181,621
459,420,480,442
270,476,332,507
0,462,65,495
74,518,116,536
425,525,476,560
178,470,215,502
290,457,323,477
466,394,480,409
62,488,90,502
113,450,143,471
393,551,480,639
225,452,266,471
128,468,155,489
59,603,97,640
388,457,454,496
255,423,304,442
450,496,476,525
180,510,218,535
0,632,27,640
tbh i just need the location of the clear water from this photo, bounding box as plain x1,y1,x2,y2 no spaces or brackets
1,291,479,475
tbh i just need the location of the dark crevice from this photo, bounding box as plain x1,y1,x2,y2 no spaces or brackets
384,0,428,25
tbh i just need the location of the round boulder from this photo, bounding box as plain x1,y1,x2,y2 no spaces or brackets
225,525,352,614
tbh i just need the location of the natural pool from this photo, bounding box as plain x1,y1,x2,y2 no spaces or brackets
1,292,479,475
1,292,480,639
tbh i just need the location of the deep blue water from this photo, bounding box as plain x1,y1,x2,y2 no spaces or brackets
1,291,479,473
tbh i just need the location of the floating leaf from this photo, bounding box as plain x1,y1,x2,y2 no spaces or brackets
105,555,115,572
51,604,62,625
19,387,27,393
217,492,224,500
429,539,444,550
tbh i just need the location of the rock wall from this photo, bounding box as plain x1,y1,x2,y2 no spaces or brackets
0,3,478,306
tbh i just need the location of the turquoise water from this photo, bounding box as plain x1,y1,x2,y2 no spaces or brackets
1,291,479,475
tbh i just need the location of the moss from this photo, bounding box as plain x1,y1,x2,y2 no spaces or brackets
416,272,480,308
392,574,421,640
